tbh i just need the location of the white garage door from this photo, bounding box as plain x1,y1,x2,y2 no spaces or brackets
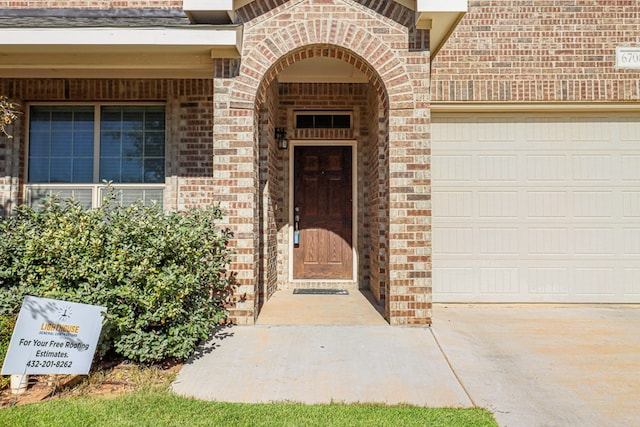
432,112,640,303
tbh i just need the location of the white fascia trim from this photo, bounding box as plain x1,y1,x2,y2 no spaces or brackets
183,0,252,11
417,0,467,13
414,0,467,57
183,0,233,11
431,102,640,113
0,26,240,48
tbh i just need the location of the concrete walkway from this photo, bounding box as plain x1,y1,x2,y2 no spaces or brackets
171,325,471,407
172,291,640,427
171,289,471,407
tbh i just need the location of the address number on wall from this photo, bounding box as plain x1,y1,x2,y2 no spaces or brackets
616,47,640,69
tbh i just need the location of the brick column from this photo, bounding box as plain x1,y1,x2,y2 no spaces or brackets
387,33,432,326
213,59,260,325
0,114,22,217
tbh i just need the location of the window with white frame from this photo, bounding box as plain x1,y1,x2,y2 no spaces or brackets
27,104,166,209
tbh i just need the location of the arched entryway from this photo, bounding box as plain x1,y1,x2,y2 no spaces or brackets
255,45,390,322
212,2,433,326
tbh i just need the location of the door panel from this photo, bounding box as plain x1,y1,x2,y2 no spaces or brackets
294,146,353,279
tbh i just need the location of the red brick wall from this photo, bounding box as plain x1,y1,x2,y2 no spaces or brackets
258,80,280,308
174,88,215,210
2,0,435,326
0,78,213,213
432,0,640,102
221,0,432,325
365,84,386,303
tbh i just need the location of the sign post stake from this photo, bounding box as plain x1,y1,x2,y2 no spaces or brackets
10,374,29,394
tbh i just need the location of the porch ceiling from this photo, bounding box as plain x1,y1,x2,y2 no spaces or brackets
0,26,242,79
277,57,369,84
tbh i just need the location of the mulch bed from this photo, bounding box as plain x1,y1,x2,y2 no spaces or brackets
0,361,181,408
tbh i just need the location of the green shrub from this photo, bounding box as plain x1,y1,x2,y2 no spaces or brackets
0,315,16,388
0,189,233,363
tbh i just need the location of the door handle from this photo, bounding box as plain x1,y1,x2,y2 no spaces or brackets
294,206,300,245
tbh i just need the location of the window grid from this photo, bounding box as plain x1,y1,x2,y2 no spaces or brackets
28,106,95,184
27,103,166,209
294,111,352,129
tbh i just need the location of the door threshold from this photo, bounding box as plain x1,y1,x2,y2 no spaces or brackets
293,288,349,295
288,280,360,290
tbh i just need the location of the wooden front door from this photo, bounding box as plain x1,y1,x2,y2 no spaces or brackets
293,146,353,279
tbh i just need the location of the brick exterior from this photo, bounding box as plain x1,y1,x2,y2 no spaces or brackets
4,1,638,325
432,0,640,102
0,78,213,212
366,87,388,304
211,0,432,325
0,0,448,326
258,79,280,310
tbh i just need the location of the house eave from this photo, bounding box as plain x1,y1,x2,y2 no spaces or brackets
415,0,467,58
0,25,243,79
182,0,467,58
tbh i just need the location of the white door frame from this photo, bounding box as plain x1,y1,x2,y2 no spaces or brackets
288,140,358,283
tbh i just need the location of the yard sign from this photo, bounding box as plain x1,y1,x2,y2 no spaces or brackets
1,296,106,375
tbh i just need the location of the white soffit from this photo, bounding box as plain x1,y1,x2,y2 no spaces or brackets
0,26,241,50
0,26,243,78
416,0,467,57
278,57,368,83
183,0,252,23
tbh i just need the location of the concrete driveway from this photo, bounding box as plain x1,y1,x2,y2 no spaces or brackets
172,291,640,427
433,304,640,427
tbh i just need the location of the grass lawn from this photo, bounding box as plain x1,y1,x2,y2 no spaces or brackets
0,389,497,427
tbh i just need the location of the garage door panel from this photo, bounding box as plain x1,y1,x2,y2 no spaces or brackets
528,191,568,217
524,117,567,142
478,228,519,254
478,191,518,218
433,112,640,303
432,155,472,181
574,268,616,296
572,154,613,181
528,268,570,295
436,261,639,302
527,155,567,181
624,228,640,254
624,269,640,295
620,120,640,142
478,155,518,181
432,191,473,217
479,267,519,294
476,119,518,142
569,118,613,143
435,267,475,295
621,155,640,181
573,228,614,255
573,191,614,217
527,228,569,255
434,227,473,255
622,192,640,217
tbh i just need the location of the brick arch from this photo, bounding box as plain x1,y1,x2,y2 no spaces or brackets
229,19,416,110
255,44,389,109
